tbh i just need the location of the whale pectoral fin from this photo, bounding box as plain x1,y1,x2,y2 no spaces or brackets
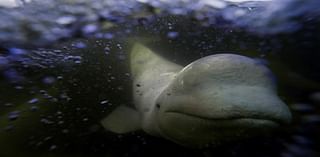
100,106,141,134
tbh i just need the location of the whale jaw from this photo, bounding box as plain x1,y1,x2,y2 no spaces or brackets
156,91,290,147
156,89,290,147
158,112,279,147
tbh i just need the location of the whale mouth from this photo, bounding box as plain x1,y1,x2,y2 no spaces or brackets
164,111,281,128
158,111,281,147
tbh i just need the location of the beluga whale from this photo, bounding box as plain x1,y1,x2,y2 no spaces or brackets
101,42,292,147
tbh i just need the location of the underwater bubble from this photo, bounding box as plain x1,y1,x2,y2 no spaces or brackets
73,56,82,60
136,0,148,3
117,54,126,60
74,60,81,64
8,111,20,121
64,55,82,61
116,43,122,49
44,136,53,141
104,33,114,39
167,22,173,30
82,24,98,34
104,46,110,51
167,31,179,39
169,8,186,15
233,8,247,17
117,86,123,90
49,145,57,151
9,48,26,55
3,69,24,82
125,29,131,34
292,135,313,145
125,73,130,77
280,152,294,157
73,41,87,49
302,115,320,124
222,7,247,21
309,92,320,104
42,76,56,84
56,16,76,25
56,111,62,115
100,100,109,105
285,143,315,156
30,106,39,112
53,49,62,53
62,129,69,134
104,47,110,55
30,90,36,94
0,56,9,65
4,103,13,107
284,143,303,155
59,93,70,100
40,118,54,125
94,33,104,38
39,90,47,94
43,94,53,99
35,141,44,147
291,103,314,113
202,0,227,9
28,98,39,104
50,97,58,102
3,125,14,132
14,85,24,89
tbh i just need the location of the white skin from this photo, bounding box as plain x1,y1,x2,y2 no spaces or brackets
101,43,292,148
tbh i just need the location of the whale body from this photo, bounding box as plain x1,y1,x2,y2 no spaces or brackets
101,43,291,147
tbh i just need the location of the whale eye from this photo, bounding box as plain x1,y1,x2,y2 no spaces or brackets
156,103,161,109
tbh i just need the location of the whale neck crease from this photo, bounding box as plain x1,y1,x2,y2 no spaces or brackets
130,43,183,135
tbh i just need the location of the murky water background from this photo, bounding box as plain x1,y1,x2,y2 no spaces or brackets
0,0,319,157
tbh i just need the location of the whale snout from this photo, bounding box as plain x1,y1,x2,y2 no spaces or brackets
159,85,291,125
156,85,291,147
155,54,292,147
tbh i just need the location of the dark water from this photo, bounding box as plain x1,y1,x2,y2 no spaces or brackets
0,0,319,157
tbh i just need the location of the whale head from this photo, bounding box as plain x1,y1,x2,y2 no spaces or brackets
153,54,291,147
101,43,291,147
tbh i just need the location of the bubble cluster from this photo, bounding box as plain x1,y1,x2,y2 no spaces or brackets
0,0,318,48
